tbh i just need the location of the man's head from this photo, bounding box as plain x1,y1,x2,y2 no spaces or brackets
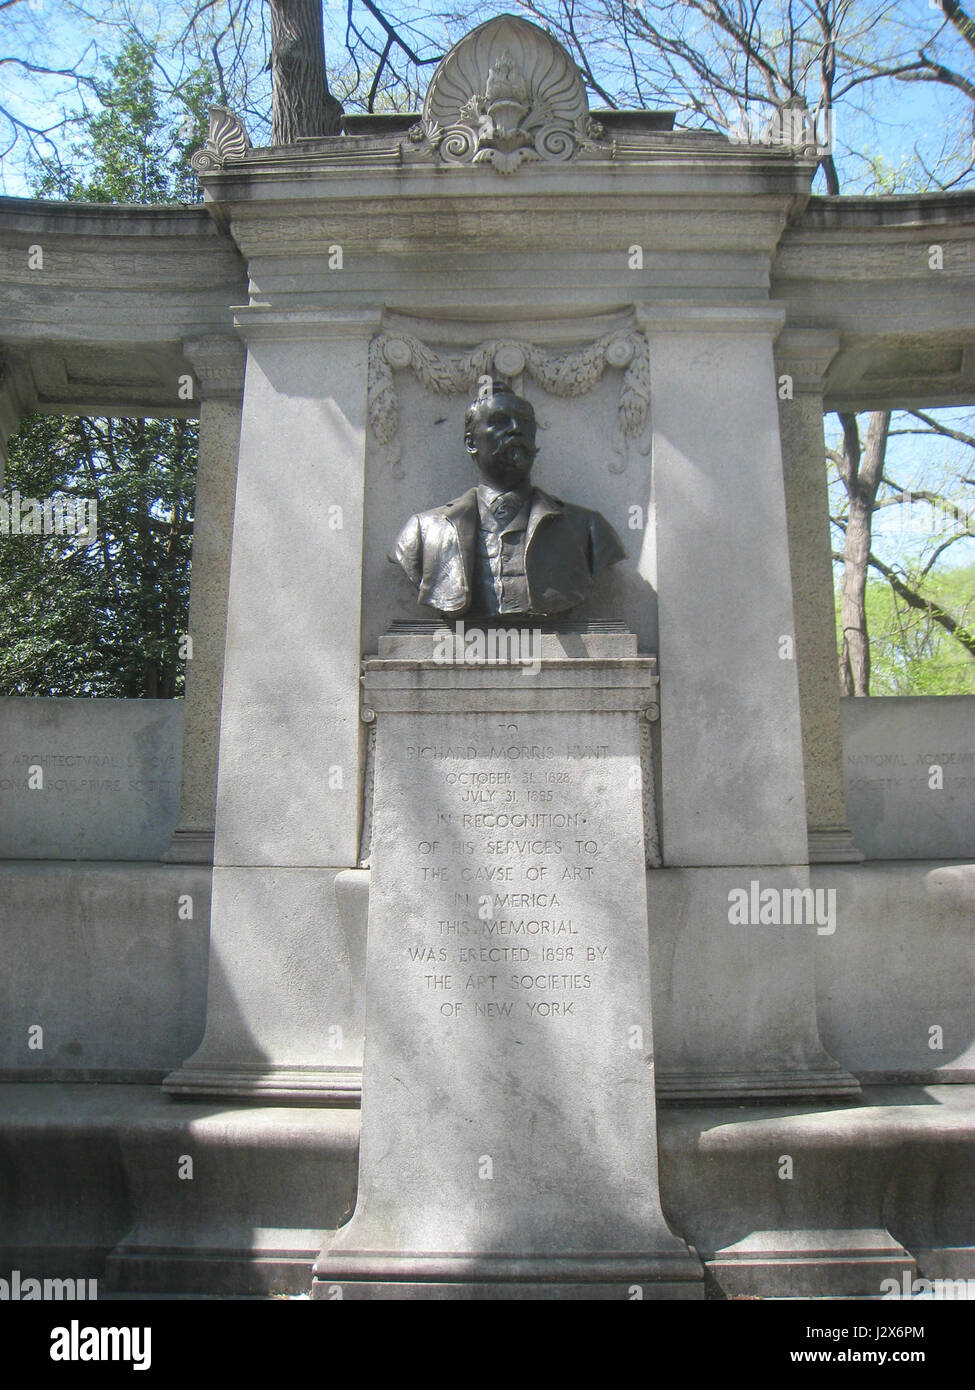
464,386,538,492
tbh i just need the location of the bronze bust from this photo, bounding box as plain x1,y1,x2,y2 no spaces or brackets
389,387,626,618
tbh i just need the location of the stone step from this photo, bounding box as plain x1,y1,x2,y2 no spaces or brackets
0,1084,358,1297
2,1083,973,1298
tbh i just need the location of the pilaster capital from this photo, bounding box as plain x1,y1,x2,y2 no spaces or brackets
181,335,246,401
774,328,841,394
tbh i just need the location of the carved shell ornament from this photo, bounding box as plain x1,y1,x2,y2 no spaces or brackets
418,14,603,173
190,106,251,174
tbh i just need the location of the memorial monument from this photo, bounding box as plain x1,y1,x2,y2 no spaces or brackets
311,387,695,1297
0,10,973,1301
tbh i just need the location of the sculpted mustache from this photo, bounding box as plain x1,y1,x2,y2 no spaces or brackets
491,437,534,457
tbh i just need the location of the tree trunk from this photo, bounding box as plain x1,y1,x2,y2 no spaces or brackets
269,0,342,143
838,409,891,696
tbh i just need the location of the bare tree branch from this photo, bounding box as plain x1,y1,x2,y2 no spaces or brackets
867,551,975,659
935,0,975,60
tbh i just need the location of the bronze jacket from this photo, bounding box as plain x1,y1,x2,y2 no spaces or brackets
389,486,626,615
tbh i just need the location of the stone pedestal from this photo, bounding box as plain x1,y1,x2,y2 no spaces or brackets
313,630,702,1299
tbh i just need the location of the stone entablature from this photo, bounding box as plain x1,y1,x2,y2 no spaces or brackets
1,189,973,411
0,198,246,419
774,191,975,409
198,144,811,328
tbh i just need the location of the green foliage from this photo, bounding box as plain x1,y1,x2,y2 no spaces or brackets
0,37,211,697
835,563,975,696
857,151,917,196
31,39,214,205
0,414,196,698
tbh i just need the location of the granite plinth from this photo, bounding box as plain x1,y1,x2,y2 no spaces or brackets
313,633,701,1299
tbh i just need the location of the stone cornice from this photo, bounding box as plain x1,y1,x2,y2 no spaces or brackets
232,306,384,342
0,197,228,239
798,190,975,230
199,129,816,183
636,302,786,335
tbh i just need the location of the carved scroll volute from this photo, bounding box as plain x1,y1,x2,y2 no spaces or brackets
190,106,252,175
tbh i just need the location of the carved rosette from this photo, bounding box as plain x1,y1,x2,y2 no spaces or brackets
190,106,252,175
367,329,651,477
414,16,604,173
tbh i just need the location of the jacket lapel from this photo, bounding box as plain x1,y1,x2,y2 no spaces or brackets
442,488,479,600
434,486,563,611
525,487,563,549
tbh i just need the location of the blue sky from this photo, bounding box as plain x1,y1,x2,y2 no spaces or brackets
2,2,973,575
828,409,975,572
2,0,972,196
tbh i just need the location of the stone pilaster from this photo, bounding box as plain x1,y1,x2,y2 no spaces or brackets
640,302,809,867
776,328,862,863
638,303,857,1101
163,308,379,1101
163,336,245,864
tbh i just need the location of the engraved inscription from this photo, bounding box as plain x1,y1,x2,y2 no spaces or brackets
0,746,179,795
846,746,975,793
398,718,621,1025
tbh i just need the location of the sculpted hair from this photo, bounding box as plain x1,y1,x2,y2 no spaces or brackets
464,385,534,438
